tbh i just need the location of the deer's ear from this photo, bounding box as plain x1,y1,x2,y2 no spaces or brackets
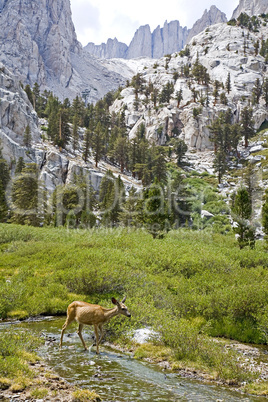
122,296,126,303
111,297,117,305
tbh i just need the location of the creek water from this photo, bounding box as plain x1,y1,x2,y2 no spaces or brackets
2,317,264,401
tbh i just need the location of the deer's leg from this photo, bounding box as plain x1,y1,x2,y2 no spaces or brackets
77,323,87,350
94,324,100,354
59,316,74,349
98,324,104,344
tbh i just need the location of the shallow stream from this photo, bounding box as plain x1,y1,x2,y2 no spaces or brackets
2,318,265,401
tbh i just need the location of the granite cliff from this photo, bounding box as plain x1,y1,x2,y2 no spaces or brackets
1,0,268,195
84,6,226,60
232,0,268,19
186,5,227,44
110,19,268,154
0,0,126,102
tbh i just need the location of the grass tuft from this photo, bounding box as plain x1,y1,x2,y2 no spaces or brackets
72,389,102,401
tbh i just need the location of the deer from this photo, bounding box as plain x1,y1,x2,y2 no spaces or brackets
59,296,131,354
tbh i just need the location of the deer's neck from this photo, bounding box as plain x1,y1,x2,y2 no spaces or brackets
103,307,118,321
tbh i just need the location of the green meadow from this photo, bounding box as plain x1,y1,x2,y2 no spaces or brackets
1,223,268,392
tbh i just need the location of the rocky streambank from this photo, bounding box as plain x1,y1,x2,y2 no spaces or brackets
1,318,268,400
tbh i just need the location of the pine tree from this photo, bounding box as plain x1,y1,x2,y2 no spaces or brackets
142,179,168,238
231,187,255,249
220,92,228,105
11,163,43,226
90,122,105,167
213,80,221,105
23,125,32,148
0,145,10,222
175,89,183,107
46,95,60,142
56,107,71,150
151,87,159,107
213,150,228,184
262,78,268,107
159,82,174,103
119,186,139,227
99,171,125,226
254,40,260,56
240,107,255,148
71,96,85,126
152,147,167,183
24,84,33,106
252,78,262,105
170,138,188,166
32,82,40,112
169,171,191,228
0,153,10,191
112,135,128,173
0,181,8,222
225,72,231,94
83,126,91,162
191,87,199,103
262,189,268,243
72,114,80,152
208,109,236,155
15,157,26,175
230,123,242,156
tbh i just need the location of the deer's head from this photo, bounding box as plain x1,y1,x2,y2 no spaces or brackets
112,296,131,318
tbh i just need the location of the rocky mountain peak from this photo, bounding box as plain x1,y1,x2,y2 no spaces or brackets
84,6,227,60
0,0,127,102
126,24,152,58
84,38,128,59
232,0,268,19
187,5,227,43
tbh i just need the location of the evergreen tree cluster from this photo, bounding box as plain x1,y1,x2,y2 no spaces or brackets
0,145,10,222
6,162,192,239
208,107,255,183
24,82,187,183
4,36,267,243
228,12,267,32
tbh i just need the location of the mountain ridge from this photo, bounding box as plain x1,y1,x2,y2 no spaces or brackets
0,0,126,102
84,6,226,59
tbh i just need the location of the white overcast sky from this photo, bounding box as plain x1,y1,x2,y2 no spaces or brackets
70,0,239,46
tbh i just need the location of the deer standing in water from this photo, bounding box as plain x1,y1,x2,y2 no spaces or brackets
59,297,131,354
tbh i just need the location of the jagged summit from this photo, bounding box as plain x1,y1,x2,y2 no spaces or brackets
85,21,189,59
110,19,268,152
85,38,128,59
187,5,227,43
84,6,226,60
1,8,268,197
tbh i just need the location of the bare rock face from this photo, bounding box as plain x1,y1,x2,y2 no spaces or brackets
0,63,43,163
126,25,153,59
85,39,128,59
128,20,189,59
85,21,189,60
0,0,80,88
0,0,126,102
84,7,226,60
232,0,268,19
0,61,108,193
152,21,189,59
187,5,227,44
110,20,268,152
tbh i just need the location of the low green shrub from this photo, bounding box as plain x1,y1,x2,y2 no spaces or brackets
0,330,42,382
1,224,268,384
